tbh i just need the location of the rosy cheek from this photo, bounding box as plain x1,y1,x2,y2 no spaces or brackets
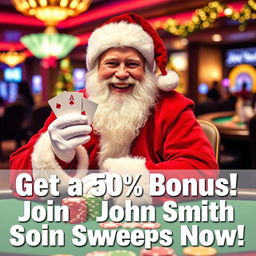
132,70,144,81
99,68,115,80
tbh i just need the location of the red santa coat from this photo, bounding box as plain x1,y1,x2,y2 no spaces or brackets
10,90,218,205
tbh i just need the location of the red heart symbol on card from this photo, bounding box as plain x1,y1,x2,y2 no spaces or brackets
56,103,61,109
81,111,86,115
69,100,74,105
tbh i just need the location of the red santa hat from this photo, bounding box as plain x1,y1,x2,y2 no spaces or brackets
86,13,179,91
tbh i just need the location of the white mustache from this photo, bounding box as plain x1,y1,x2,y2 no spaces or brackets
104,77,138,86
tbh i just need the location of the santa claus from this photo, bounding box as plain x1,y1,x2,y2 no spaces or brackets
10,13,218,205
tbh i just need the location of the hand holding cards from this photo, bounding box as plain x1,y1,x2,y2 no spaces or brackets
47,91,98,163
48,91,98,124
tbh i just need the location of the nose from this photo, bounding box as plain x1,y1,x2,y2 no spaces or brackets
115,65,129,80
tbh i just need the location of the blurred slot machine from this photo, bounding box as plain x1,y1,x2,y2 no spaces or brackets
0,81,8,101
73,68,86,91
2,67,22,103
32,75,42,104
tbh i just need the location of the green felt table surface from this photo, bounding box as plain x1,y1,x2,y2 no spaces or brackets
213,116,233,123
213,116,245,127
0,198,255,256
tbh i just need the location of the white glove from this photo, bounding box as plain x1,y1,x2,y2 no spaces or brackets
48,114,92,163
82,173,95,195
82,173,111,200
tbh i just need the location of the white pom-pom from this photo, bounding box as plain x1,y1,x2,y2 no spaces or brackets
157,70,179,91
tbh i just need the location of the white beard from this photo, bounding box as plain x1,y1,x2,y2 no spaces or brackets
85,65,159,168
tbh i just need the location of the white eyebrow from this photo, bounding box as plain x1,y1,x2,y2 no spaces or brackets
102,57,142,62
102,56,118,61
127,58,142,62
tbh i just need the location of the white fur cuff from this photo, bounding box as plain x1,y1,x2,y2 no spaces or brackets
32,132,89,197
102,156,152,206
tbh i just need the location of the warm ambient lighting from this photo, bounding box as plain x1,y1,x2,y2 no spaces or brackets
0,50,26,67
12,0,85,60
224,7,233,16
158,0,256,37
170,53,188,72
163,1,224,38
21,32,79,59
11,0,91,26
212,34,222,42
180,38,188,46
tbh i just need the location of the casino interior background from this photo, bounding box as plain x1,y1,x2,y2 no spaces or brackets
0,0,256,178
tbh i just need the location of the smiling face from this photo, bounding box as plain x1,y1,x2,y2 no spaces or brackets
86,48,159,167
98,47,145,93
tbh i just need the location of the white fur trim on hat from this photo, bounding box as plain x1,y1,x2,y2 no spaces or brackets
157,70,179,91
32,131,89,198
102,156,152,206
86,21,155,72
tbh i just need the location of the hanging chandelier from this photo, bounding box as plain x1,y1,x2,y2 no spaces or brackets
0,50,26,67
21,32,79,60
12,0,85,61
11,0,92,26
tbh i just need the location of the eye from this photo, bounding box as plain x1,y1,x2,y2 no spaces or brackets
105,61,118,67
127,62,140,68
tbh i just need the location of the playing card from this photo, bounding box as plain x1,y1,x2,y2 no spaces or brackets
61,92,82,115
81,98,98,124
48,92,66,117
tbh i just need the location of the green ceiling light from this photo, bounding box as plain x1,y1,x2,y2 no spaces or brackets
21,32,79,59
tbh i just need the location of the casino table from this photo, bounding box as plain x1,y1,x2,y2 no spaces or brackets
0,197,255,256
198,111,249,141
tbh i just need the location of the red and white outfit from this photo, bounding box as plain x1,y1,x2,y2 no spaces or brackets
10,90,218,205
9,13,218,205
